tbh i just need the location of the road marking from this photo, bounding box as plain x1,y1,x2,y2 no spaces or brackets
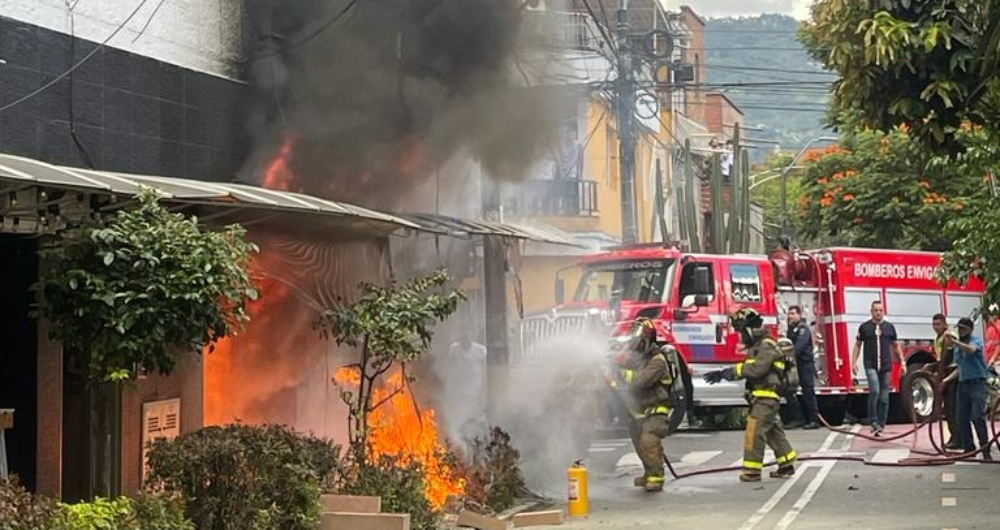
587,447,617,453
871,449,910,464
942,473,956,483
771,426,859,530
615,452,642,470
735,467,812,530
590,439,629,447
941,497,956,507
774,460,835,530
676,450,724,469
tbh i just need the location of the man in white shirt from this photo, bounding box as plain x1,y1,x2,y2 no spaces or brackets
443,330,488,441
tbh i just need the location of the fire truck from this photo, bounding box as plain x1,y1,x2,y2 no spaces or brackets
518,244,985,425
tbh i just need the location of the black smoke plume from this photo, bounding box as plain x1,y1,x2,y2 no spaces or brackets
245,0,567,209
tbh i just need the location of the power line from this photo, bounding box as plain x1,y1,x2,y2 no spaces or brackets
0,0,155,115
701,63,837,77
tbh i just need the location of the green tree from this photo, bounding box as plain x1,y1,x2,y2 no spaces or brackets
798,129,984,250
317,270,465,457
34,189,258,381
800,0,1000,153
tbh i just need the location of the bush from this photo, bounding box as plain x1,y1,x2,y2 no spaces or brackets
0,478,66,530
146,424,342,530
341,455,439,530
0,479,191,530
461,427,527,513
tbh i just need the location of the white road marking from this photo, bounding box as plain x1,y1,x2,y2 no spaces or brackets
735,467,812,530
735,430,843,530
941,497,957,507
770,426,860,530
615,452,642,470
955,461,979,466
942,473,956,483
676,450,724,469
871,449,910,464
587,447,617,453
774,460,835,530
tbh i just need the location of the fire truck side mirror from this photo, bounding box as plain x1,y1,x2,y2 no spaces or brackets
555,278,565,305
694,294,710,307
673,309,689,321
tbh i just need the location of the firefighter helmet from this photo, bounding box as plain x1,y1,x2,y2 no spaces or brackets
627,317,658,352
731,308,766,347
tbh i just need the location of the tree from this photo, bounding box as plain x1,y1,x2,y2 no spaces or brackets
34,188,259,381
797,128,983,250
317,270,465,459
800,0,1000,153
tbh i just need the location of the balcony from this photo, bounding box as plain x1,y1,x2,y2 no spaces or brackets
521,11,604,51
503,179,598,217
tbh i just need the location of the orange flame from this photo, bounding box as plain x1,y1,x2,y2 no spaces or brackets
264,136,296,191
333,366,361,386
364,372,466,509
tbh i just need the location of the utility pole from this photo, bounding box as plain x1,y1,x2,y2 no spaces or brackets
615,0,638,245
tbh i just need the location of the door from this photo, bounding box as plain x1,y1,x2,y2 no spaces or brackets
672,259,729,362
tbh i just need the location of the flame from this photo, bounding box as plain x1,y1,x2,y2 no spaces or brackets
264,136,296,191
333,366,361,386
365,371,466,509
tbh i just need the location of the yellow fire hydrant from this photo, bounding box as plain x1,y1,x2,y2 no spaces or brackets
567,460,589,518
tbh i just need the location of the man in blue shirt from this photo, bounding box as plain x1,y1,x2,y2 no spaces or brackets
941,317,992,459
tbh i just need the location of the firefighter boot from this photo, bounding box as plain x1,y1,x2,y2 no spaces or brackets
770,465,795,479
644,475,665,492
739,472,762,482
633,475,647,487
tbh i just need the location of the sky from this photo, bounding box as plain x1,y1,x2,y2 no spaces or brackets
662,0,813,20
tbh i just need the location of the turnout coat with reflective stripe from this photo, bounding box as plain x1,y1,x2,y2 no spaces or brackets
734,337,784,399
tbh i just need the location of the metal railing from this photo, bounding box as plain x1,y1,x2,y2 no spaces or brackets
521,11,603,51
504,179,598,217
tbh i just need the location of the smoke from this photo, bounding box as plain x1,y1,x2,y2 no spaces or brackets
245,0,568,209
495,331,611,494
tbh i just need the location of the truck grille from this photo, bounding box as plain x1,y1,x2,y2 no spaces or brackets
519,314,589,362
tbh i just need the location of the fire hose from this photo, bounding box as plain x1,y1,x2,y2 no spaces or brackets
662,382,1000,481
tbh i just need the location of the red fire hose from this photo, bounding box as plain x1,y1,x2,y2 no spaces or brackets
663,384,1000,481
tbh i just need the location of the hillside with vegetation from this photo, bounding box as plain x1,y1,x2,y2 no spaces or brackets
703,14,833,152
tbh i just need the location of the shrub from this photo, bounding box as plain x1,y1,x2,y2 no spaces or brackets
146,424,342,530
341,455,439,530
461,427,527,513
0,478,66,530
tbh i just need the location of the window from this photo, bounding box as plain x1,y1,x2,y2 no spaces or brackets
678,261,715,307
729,263,762,303
575,260,675,304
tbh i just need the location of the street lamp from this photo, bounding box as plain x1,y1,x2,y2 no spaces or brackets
779,136,838,232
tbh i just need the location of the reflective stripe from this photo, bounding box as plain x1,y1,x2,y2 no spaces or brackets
645,405,671,415
736,363,744,378
777,450,798,464
623,370,634,383
646,475,665,483
752,389,780,399
743,460,764,470
773,360,786,370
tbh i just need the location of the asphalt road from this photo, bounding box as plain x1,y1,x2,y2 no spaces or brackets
553,423,1000,530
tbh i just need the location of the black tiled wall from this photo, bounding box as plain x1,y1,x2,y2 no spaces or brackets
0,15,251,181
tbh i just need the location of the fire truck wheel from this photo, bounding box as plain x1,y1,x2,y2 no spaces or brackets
901,371,937,423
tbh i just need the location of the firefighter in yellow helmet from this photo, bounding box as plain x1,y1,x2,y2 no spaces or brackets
703,308,798,482
612,317,680,492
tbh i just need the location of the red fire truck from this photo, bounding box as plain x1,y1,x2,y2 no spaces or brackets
518,244,985,424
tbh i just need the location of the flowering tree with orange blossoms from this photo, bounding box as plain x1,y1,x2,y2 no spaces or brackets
798,128,984,250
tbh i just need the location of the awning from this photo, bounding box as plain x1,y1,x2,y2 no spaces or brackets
0,153,419,232
400,213,584,247
0,153,582,247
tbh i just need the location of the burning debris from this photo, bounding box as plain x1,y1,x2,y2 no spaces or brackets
246,0,566,208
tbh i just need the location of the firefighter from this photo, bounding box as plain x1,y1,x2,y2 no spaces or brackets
703,308,798,482
612,317,679,492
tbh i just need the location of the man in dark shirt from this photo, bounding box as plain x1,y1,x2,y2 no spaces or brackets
851,300,906,436
787,306,820,429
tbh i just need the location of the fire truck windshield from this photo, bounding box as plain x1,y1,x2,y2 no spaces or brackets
574,260,675,304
